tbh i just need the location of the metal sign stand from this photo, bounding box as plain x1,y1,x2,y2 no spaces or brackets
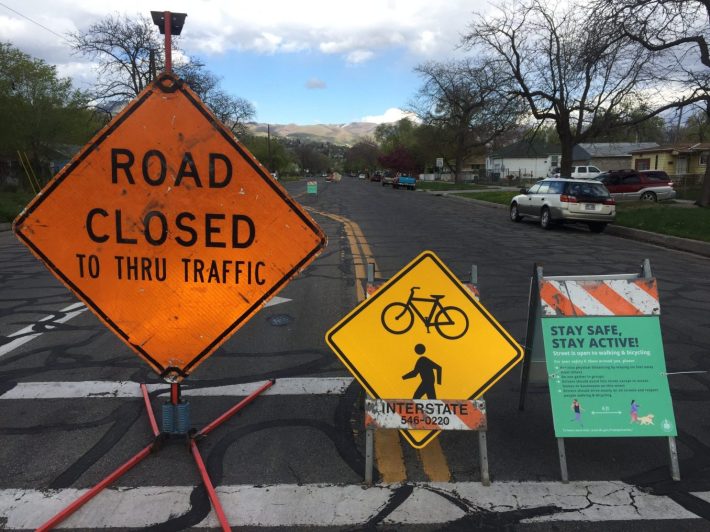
37,380,275,531
518,259,681,483
363,264,490,486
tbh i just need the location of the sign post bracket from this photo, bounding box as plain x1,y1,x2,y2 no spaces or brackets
478,430,491,486
365,426,375,484
668,436,681,481
557,437,569,483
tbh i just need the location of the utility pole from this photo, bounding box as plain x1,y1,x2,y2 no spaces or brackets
268,124,273,172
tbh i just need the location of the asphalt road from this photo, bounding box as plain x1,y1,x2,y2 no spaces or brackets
0,175,709,530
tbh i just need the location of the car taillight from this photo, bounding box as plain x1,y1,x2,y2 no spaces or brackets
603,198,615,205
560,194,578,203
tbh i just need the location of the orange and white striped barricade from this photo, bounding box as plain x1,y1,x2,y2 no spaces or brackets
518,259,680,483
364,398,489,485
363,264,489,485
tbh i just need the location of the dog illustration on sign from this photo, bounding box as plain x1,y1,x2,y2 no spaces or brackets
638,414,655,425
630,400,654,425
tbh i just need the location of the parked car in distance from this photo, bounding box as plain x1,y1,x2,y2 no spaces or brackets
382,171,395,186
370,171,382,182
510,178,615,233
553,165,603,179
358,173,367,180
593,169,676,202
393,175,416,190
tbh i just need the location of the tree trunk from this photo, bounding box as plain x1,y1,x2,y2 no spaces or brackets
559,139,574,178
697,161,710,207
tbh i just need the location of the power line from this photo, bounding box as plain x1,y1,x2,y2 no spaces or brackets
0,1,72,44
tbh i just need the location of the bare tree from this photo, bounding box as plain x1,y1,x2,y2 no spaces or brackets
70,13,255,134
464,0,660,177
598,0,710,205
412,58,525,182
69,13,162,114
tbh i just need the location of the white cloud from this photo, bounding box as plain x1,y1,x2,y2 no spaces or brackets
346,50,374,64
361,108,419,124
1,1,486,71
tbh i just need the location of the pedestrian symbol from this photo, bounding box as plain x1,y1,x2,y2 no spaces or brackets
402,344,442,399
326,251,523,448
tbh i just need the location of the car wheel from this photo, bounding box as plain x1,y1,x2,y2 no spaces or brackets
510,203,522,222
540,207,553,230
640,191,657,202
588,222,607,233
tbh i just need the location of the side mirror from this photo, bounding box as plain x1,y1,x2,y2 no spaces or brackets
520,188,528,194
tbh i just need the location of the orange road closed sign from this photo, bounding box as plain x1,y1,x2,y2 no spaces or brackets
13,73,326,381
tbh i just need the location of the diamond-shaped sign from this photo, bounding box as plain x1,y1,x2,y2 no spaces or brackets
14,73,326,381
326,251,523,448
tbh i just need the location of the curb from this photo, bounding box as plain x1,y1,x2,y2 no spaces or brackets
436,192,710,259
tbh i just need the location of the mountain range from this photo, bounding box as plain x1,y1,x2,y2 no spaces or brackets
247,122,379,146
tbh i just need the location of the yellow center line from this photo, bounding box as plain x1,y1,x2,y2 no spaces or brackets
306,205,451,484
418,439,451,482
374,430,407,483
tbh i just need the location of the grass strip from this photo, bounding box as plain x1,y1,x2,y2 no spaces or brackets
454,192,710,242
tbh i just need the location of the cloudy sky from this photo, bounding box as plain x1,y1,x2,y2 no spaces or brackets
0,0,490,125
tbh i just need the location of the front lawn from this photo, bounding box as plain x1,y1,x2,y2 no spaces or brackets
615,202,710,242
0,190,35,223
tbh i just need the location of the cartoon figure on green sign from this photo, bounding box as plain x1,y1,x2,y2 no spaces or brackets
630,400,640,423
402,343,442,399
570,398,584,426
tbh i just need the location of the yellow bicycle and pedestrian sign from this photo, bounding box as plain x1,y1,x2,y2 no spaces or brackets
326,250,523,448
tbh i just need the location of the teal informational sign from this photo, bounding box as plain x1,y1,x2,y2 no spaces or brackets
542,316,677,438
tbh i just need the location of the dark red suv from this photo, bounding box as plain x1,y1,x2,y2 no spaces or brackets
593,169,676,201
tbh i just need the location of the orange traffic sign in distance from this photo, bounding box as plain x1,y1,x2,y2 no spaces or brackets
14,73,326,381
326,251,523,448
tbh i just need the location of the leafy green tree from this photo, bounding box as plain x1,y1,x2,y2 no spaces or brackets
0,42,100,186
344,140,381,173
241,135,297,176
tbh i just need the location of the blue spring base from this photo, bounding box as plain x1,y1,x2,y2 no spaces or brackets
162,402,191,434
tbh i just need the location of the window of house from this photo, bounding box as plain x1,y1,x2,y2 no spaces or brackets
700,152,709,166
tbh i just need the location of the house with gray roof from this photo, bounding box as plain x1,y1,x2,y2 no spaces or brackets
574,143,659,171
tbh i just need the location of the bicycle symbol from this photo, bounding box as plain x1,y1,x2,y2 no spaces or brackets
380,286,469,340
